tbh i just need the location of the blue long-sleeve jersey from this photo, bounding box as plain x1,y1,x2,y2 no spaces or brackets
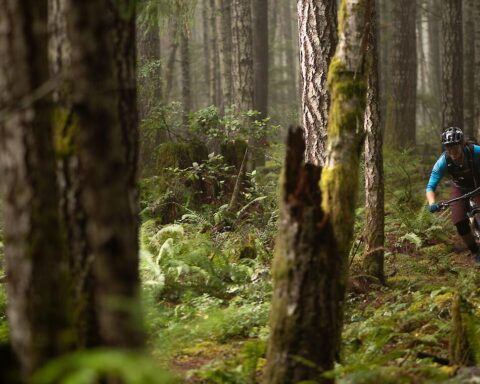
426,145,480,192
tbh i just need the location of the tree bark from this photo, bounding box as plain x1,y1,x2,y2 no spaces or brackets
281,0,296,104
48,0,97,349
216,0,233,111
442,0,463,129
385,0,416,147
378,0,391,134
202,0,212,105
232,0,254,113
428,0,442,127
475,1,480,137
320,0,370,358
180,26,193,125
417,4,427,127
0,0,72,376
137,1,162,119
66,0,145,349
297,0,337,166
464,0,475,138
363,0,384,284
253,0,269,119
265,128,338,383
252,0,269,167
209,0,221,108
165,23,179,102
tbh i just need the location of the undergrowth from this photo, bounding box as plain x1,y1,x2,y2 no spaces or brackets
141,145,480,383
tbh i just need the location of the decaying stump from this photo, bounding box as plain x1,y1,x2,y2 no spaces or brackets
264,127,340,384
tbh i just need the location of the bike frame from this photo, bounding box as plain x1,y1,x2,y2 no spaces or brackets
438,185,480,209
438,185,480,241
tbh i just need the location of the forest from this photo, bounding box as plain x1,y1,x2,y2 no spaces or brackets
1,0,480,383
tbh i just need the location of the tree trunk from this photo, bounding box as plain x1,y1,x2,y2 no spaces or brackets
265,128,338,383
0,0,72,376
428,0,442,127
475,1,480,137
266,1,371,382
165,23,179,102
48,0,97,349
297,0,337,166
202,0,212,105
137,1,162,119
216,0,233,111
378,0,391,134
269,0,278,110
385,0,416,147
281,0,296,105
180,26,193,126
417,4,427,128
209,0,221,107
232,0,254,113
253,0,269,119
66,0,145,348
320,0,370,358
363,0,384,284
252,0,269,167
442,0,463,129
464,0,475,138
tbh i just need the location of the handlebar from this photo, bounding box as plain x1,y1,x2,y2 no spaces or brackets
437,185,480,208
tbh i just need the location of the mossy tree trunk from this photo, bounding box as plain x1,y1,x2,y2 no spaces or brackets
449,294,480,366
297,0,337,166
320,0,370,354
363,0,384,283
66,0,145,348
385,0,416,147
0,0,72,376
265,127,339,383
48,0,97,349
442,0,463,129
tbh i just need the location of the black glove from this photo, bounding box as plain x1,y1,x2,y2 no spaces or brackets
429,203,440,213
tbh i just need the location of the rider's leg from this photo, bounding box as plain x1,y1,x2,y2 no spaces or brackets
455,219,479,253
451,185,479,253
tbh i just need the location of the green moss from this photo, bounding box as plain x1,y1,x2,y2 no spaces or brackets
52,107,77,158
327,58,367,140
220,140,248,171
157,142,208,171
449,294,480,365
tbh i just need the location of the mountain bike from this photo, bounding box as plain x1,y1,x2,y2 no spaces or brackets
438,185,480,241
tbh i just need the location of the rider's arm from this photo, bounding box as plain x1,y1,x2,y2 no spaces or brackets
426,190,436,205
473,145,480,168
426,153,447,204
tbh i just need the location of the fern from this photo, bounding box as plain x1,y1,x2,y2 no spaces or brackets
397,232,422,250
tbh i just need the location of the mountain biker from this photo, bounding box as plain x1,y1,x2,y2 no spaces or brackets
426,126,480,265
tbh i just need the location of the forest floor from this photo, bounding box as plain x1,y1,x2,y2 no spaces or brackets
144,148,480,383
2,148,480,383
157,236,480,384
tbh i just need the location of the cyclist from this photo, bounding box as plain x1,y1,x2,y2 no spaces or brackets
426,126,480,265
